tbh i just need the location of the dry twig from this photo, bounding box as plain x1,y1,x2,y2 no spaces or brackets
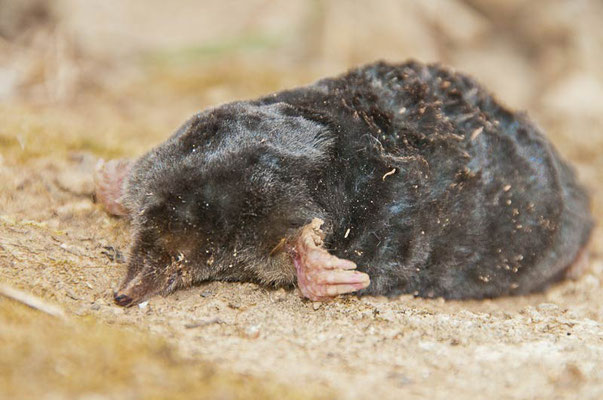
0,283,66,319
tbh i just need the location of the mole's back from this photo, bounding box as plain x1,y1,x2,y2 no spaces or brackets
363,62,593,298
260,61,594,299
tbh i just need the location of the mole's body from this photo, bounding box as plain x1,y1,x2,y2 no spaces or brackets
96,61,593,306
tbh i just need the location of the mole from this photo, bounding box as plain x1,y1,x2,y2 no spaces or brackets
95,61,594,307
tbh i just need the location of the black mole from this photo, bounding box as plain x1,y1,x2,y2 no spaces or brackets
95,61,593,306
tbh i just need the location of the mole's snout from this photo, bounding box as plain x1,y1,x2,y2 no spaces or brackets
114,292,133,307
113,258,174,307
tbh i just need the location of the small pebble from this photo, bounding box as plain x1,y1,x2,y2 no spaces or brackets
244,324,261,339
272,288,287,302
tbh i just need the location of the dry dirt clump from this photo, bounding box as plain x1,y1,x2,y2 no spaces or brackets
1,1,603,399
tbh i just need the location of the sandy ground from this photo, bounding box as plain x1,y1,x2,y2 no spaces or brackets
1,1,603,399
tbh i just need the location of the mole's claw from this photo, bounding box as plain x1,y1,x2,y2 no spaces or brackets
315,270,369,285
324,282,370,297
307,251,357,270
114,293,133,307
292,219,371,302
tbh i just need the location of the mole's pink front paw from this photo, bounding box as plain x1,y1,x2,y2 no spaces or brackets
292,218,370,301
94,158,132,216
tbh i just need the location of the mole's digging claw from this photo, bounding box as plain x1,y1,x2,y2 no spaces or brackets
292,218,371,302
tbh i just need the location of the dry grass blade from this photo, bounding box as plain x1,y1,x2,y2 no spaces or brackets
0,283,66,319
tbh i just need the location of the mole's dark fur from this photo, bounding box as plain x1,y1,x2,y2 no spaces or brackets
117,61,593,302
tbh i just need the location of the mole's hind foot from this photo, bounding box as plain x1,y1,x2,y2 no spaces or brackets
94,158,132,216
291,218,370,301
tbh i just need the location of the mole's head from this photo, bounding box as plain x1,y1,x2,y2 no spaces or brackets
114,103,330,306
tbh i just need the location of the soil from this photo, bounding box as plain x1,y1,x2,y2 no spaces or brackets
1,1,602,399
